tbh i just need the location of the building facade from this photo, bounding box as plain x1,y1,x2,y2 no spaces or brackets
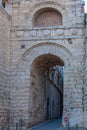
0,0,87,128
45,66,63,120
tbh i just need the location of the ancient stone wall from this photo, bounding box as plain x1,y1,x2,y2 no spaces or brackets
0,6,10,126
9,0,86,128
11,0,84,27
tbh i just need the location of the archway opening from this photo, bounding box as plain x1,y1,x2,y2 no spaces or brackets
33,8,62,27
2,0,8,8
29,54,64,126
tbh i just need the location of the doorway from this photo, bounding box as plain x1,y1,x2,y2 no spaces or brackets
29,54,64,126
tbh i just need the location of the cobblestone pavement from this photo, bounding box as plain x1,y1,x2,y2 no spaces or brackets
29,118,64,130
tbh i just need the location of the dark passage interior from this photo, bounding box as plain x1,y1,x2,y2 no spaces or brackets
30,54,64,126
45,65,63,120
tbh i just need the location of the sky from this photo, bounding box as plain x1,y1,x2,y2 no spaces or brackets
84,0,87,13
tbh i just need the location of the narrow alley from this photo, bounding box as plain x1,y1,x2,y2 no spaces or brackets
29,118,64,130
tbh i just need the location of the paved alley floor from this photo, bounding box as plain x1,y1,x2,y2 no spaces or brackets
29,118,64,130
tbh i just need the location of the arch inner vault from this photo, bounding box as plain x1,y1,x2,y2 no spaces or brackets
30,54,64,125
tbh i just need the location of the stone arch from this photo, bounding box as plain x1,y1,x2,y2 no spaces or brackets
12,43,78,127
33,7,62,27
18,42,74,71
29,53,64,123
29,1,66,27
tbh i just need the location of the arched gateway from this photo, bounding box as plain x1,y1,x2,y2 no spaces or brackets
0,0,85,129
12,43,77,127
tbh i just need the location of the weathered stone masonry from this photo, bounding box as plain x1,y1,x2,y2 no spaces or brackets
0,6,10,125
0,0,87,129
